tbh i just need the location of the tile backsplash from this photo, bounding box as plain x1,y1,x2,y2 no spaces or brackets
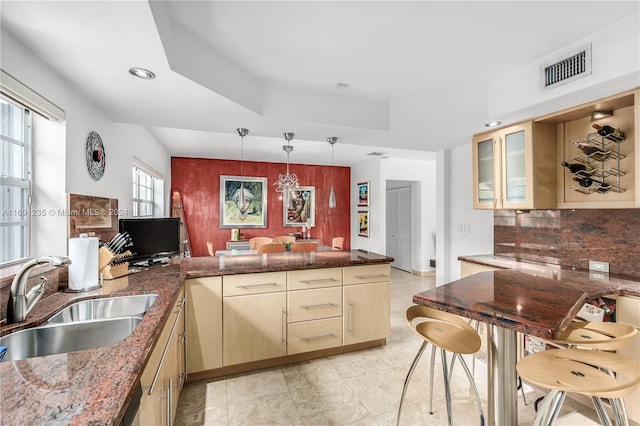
494,209,640,278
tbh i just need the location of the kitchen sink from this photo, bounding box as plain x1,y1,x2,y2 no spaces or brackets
0,316,142,361
47,293,158,323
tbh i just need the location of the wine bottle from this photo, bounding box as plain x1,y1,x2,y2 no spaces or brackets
573,176,593,188
561,161,592,175
575,143,607,160
592,124,625,141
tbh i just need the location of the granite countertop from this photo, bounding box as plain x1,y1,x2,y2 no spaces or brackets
0,250,393,425
414,255,640,340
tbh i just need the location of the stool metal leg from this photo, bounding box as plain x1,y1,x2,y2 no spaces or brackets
610,397,630,426
592,397,613,426
396,341,428,426
544,390,567,425
534,390,564,426
429,344,436,415
440,348,454,426
457,353,486,426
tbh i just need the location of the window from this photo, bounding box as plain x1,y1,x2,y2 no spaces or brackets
1,96,32,263
132,159,164,218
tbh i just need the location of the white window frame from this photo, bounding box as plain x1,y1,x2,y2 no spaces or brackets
1,95,32,265
132,158,164,218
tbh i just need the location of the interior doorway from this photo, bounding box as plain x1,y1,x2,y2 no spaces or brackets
386,183,412,272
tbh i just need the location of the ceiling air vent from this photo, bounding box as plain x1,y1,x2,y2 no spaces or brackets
540,44,591,91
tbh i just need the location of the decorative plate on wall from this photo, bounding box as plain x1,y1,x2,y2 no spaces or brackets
86,131,106,180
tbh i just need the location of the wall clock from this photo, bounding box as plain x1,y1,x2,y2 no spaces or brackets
86,131,106,180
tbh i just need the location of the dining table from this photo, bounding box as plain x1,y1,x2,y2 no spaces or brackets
412,266,640,426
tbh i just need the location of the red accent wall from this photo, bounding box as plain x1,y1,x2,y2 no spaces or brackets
171,157,351,257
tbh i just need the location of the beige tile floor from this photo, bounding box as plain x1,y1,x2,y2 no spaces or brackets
175,268,604,425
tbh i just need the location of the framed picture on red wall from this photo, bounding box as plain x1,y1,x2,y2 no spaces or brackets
284,186,315,227
357,181,370,206
220,175,267,228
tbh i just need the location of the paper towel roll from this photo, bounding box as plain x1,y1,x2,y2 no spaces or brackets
68,235,99,291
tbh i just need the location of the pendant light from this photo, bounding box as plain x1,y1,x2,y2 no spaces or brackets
235,128,250,216
274,132,299,193
327,137,338,208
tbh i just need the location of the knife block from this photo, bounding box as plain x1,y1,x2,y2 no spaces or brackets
99,246,130,280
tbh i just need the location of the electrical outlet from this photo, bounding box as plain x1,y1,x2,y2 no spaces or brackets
589,260,610,273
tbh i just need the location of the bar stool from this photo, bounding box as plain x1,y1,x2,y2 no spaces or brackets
396,305,485,426
517,348,640,426
525,321,638,424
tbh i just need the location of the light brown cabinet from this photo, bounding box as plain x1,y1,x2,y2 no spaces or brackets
472,121,557,210
186,277,222,374
222,272,287,366
472,88,640,210
138,286,185,426
287,268,343,355
343,265,391,345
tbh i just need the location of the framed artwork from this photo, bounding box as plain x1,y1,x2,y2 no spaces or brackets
284,186,315,227
357,210,369,237
220,175,267,228
357,181,370,206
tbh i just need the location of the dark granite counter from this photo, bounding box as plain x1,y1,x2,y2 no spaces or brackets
415,255,640,340
0,250,392,425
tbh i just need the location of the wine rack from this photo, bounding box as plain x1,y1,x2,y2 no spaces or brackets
567,131,626,195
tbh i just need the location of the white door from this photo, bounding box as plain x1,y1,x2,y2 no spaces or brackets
386,186,412,272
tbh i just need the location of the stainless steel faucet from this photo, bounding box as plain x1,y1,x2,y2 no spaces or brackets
7,256,71,323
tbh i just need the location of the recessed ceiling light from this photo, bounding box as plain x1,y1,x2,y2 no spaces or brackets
129,67,156,80
367,152,385,156
485,121,502,128
336,82,350,89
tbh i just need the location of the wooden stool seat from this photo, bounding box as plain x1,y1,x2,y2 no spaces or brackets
518,348,640,425
397,305,484,425
551,321,637,350
518,348,640,398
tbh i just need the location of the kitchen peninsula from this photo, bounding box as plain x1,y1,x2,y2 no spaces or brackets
0,250,393,425
414,256,640,426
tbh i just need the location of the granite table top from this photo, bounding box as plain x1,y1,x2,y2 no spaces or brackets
414,255,640,340
0,250,393,425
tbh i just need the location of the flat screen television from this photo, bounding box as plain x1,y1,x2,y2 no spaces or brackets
118,217,180,263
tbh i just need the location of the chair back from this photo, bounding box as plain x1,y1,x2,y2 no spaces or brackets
206,242,215,256
331,237,344,250
552,321,638,350
273,235,296,244
290,242,318,252
249,236,274,249
257,243,286,254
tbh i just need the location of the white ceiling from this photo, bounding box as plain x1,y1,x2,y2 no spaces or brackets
1,1,637,166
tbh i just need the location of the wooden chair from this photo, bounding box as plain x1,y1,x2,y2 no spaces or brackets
290,242,318,252
249,236,273,249
206,242,215,256
397,305,484,426
257,243,286,254
273,235,296,244
331,237,344,250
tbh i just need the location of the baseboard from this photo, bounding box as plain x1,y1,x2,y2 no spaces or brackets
412,269,435,277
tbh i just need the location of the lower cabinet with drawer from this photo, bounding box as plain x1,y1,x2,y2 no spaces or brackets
188,264,391,380
222,272,287,366
137,286,186,426
343,265,391,345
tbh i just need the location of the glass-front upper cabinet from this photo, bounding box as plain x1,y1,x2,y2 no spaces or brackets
472,121,556,210
472,133,500,209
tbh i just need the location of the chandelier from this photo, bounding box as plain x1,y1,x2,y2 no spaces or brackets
274,132,299,193
327,137,338,208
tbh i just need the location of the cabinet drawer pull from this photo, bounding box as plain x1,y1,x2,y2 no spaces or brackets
300,332,336,341
281,308,287,345
353,274,387,279
299,302,336,309
299,278,337,284
236,282,278,289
